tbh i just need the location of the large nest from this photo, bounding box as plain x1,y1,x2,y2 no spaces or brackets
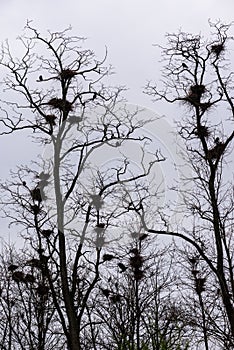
12,271,25,283
134,269,144,281
129,254,144,269
199,102,212,112
60,69,77,80
185,84,206,106
48,98,73,113
45,114,57,125
41,229,53,238
194,125,210,138
31,188,42,202
195,277,206,294
206,142,225,160
211,43,225,57
190,84,206,95
36,284,49,296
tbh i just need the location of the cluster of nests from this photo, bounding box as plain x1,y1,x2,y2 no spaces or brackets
129,248,145,281
8,263,49,297
193,127,225,161
26,184,52,218
183,84,226,161
101,248,145,303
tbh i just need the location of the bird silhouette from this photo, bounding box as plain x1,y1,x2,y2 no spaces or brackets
118,262,127,272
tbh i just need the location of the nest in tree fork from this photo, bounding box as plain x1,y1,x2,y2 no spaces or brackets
31,188,42,202
195,278,206,294
45,114,57,125
36,284,49,296
60,69,77,80
12,271,25,282
185,84,206,106
194,125,210,138
206,142,225,160
211,44,225,57
134,268,144,281
48,98,73,113
130,254,144,269
199,102,212,112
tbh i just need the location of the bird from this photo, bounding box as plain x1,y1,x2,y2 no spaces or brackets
8,264,19,272
139,233,148,241
118,262,127,272
101,288,111,298
103,254,115,262
41,229,53,238
214,137,220,144
39,75,43,81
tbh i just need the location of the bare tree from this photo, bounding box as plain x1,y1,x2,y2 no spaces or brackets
144,20,234,348
94,237,192,350
0,23,160,349
0,245,65,350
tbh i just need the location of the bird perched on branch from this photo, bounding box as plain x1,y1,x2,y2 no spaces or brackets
182,63,188,69
139,233,148,241
118,262,127,272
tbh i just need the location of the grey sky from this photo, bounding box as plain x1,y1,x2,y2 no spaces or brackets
1,0,233,108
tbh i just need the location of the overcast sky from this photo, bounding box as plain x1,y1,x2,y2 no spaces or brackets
1,0,233,108
0,0,234,242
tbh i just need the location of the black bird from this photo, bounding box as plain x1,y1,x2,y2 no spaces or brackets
8,264,19,272
101,288,111,298
118,262,127,272
139,233,148,241
39,75,43,81
103,254,115,262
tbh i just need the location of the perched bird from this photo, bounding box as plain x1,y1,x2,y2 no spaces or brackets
8,264,19,272
103,254,115,262
101,288,111,298
12,271,25,282
31,188,42,202
129,248,139,255
214,137,220,144
39,75,43,81
139,233,148,241
41,229,53,238
118,262,127,272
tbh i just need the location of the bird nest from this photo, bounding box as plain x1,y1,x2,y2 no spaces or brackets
48,98,73,113
211,44,225,57
45,114,57,125
206,142,225,160
199,102,212,112
194,125,210,138
184,84,206,106
60,69,77,80
129,255,144,269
